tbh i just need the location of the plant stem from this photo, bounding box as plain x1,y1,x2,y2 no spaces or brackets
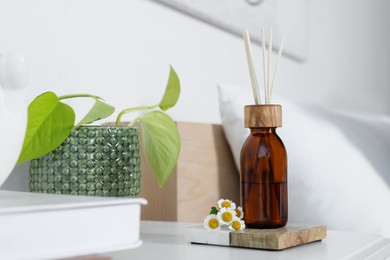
58,94,102,100
116,104,158,126
129,118,140,127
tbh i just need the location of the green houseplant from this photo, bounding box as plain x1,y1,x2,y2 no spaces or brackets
17,66,180,196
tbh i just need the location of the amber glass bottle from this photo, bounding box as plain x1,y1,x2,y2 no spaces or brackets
240,105,287,229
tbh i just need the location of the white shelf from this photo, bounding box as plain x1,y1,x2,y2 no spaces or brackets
107,221,390,260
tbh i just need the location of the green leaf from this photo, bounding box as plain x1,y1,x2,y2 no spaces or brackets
139,111,180,186
17,92,75,164
210,207,218,215
159,65,180,111
76,98,115,127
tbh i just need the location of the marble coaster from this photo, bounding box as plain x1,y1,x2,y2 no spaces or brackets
185,223,327,250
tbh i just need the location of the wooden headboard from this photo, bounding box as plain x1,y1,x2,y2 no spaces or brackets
139,122,240,222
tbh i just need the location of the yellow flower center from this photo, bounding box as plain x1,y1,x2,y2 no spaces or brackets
222,212,233,222
232,220,241,231
208,218,219,229
235,209,241,218
221,201,231,208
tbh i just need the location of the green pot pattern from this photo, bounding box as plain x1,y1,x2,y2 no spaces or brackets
29,126,141,197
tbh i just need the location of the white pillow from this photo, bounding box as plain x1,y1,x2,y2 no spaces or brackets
217,84,390,238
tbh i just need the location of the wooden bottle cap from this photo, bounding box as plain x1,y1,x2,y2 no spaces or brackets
244,105,282,128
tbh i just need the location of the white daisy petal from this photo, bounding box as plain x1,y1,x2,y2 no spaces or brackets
234,206,244,219
204,214,221,231
217,207,237,225
229,217,246,231
217,199,237,210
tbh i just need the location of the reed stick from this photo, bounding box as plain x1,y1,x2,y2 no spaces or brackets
270,33,286,101
267,28,273,104
243,28,285,105
243,30,261,104
261,27,268,105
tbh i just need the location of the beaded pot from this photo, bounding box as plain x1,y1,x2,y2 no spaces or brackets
29,126,141,197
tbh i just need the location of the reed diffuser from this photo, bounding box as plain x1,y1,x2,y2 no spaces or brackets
241,28,288,229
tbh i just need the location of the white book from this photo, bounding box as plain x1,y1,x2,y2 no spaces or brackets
0,190,147,260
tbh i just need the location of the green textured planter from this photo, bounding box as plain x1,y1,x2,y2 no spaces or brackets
29,126,141,197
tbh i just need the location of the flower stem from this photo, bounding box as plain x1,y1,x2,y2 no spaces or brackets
115,104,158,126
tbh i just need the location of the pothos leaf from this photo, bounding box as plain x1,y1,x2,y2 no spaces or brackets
139,111,180,186
159,65,180,111
17,92,75,164
76,98,115,127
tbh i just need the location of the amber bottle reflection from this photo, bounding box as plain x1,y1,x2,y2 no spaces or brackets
241,105,287,229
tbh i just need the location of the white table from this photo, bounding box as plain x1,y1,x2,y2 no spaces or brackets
107,221,390,260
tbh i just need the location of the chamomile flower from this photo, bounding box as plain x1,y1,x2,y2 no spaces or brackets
234,206,244,220
229,217,246,231
204,214,221,231
218,199,236,210
217,207,236,225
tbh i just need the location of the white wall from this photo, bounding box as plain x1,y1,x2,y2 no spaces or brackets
1,0,389,190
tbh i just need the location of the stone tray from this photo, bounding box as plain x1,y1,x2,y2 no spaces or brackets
185,223,327,250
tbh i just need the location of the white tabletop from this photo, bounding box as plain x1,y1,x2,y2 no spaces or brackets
107,221,390,260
